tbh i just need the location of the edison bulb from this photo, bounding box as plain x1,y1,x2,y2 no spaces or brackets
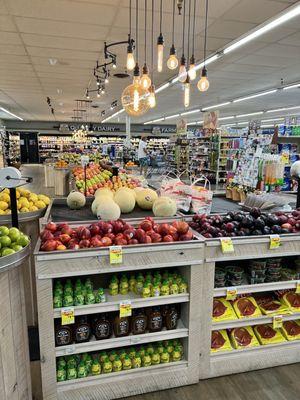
148,92,156,108
197,76,210,92
133,75,141,85
178,64,187,83
141,74,151,90
184,81,190,108
188,65,196,81
157,44,164,72
126,52,135,71
133,88,140,112
167,54,178,70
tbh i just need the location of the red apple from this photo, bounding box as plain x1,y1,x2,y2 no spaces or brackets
179,230,193,241
57,223,68,231
99,222,113,234
41,239,57,252
159,223,171,236
90,235,104,247
128,239,139,245
145,235,152,243
40,229,54,241
61,225,74,236
101,237,113,247
112,220,124,233
79,239,90,248
115,238,128,246
123,229,136,240
135,228,146,242
163,235,174,242
172,221,189,234
153,224,160,233
171,231,179,241
68,242,79,250
281,223,293,232
287,218,296,226
77,226,91,240
123,223,134,231
151,232,162,243
145,216,154,226
89,223,100,236
106,233,115,241
56,243,67,251
59,234,72,244
45,222,57,233
139,220,153,232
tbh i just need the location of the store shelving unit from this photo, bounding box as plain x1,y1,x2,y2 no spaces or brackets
201,233,300,379
35,224,206,400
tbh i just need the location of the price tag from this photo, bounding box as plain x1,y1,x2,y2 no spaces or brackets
270,235,281,249
226,287,238,301
273,315,283,329
296,281,300,294
119,300,132,318
109,246,122,264
220,238,234,253
61,307,75,325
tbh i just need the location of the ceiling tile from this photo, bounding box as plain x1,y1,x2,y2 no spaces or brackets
0,44,27,55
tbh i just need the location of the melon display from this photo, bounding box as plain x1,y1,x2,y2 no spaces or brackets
136,188,158,210
114,191,136,213
91,195,112,215
97,200,121,221
66,191,86,210
95,188,114,199
152,196,177,217
115,187,137,199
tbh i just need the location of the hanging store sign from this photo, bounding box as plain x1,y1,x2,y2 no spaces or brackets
203,111,219,130
176,119,187,135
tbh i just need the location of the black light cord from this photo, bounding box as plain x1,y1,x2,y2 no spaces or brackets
204,0,209,65
182,0,186,56
129,0,132,37
172,0,175,45
187,0,191,66
144,0,147,62
151,0,154,79
192,0,196,56
159,0,163,33
136,0,138,61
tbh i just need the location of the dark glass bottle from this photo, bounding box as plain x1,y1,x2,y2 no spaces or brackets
148,306,163,333
74,316,91,343
131,309,147,335
93,314,112,340
55,322,73,347
113,315,130,337
165,306,179,330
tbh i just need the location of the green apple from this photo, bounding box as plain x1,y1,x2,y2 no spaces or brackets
11,244,23,252
9,227,21,242
0,236,11,247
17,234,30,247
0,226,9,237
2,248,15,257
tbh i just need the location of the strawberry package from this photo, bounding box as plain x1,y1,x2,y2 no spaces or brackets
233,296,262,319
281,320,300,341
254,324,286,345
281,292,300,313
229,326,260,350
212,298,237,322
211,330,232,353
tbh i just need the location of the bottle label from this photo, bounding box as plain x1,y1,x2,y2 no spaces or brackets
56,328,71,346
150,315,163,331
169,310,178,329
95,322,110,339
75,325,90,342
118,319,129,335
133,317,146,334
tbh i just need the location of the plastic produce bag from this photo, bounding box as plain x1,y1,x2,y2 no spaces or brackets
190,176,213,215
160,171,192,213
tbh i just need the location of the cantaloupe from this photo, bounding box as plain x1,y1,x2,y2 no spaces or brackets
97,200,121,221
95,188,114,199
136,188,158,210
114,191,136,213
91,195,112,215
153,196,177,217
115,187,137,199
66,191,86,210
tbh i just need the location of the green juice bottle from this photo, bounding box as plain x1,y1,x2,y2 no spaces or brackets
122,355,132,370
112,356,122,372
57,367,66,382
85,288,95,304
160,349,170,363
172,346,182,362
91,359,101,375
77,361,87,379
132,352,142,368
160,280,170,296
102,356,113,374
67,366,77,380
74,290,85,306
109,277,119,296
142,352,152,367
151,351,160,365
53,291,63,308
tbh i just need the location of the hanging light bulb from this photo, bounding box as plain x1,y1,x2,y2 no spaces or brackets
112,60,117,69
178,55,187,83
157,33,164,72
167,44,178,70
96,78,100,87
105,76,109,84
101,87,105,94
126,44,135,71
148,84,156,108
97,90,101,98
140,63,151,89
184,76,190,108
188,55,196,80
197,66,210,92
85,89,89,99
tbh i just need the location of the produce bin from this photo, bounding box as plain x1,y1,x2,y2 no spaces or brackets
54,168,71,197
0,245,32,400
35,219,206,400
44,162,55,187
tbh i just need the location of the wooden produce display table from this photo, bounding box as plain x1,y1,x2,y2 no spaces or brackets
201,233,300,379
54,168,70,197
0,245,32,400
44,163,55,188
34,222,205,400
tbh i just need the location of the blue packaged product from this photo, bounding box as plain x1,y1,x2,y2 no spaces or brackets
285,126,292,136
278,125,286,136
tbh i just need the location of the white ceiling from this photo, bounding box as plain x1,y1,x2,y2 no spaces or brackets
0,0,300,124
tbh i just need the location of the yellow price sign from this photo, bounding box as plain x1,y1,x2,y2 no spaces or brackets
220,238,234,253
61,307,75,325
226,287,238,301
119,300,132,318
109,245,123,264
296,282,300,294
273,315,283,329
270,235,281,250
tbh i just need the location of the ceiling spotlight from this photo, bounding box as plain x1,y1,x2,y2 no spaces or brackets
48,58,58,66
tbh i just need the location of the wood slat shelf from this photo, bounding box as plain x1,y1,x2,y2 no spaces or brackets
57,360,188,392
213,280,300,297
212,312,300,330
56,320,188,357
53,292,189,318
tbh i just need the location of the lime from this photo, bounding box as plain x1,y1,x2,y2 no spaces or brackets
11,244,23,252
0,236,11,247
0,226,9,237
2,248,15,256
9,227,21,243
17,234,30,247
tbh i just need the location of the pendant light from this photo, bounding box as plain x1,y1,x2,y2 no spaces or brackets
188,0,197,80
148,0,156,108
178,0,187,83
141,0,151,89
122,0,149,116
126,0,135,71
197,0,210,92
184,0,191,108
157,0,164,72
167,0,178,70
